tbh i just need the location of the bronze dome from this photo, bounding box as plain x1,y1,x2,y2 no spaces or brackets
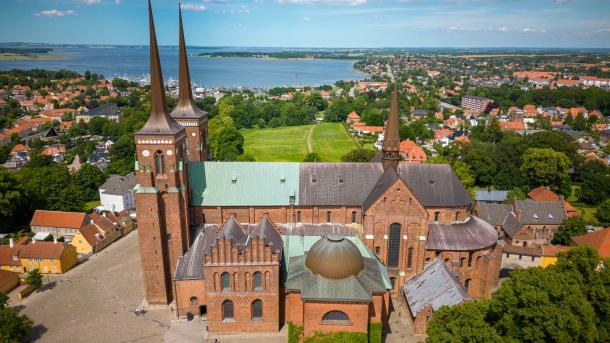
305,235,364,280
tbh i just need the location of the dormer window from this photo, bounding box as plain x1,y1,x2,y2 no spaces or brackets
533,213,539,219
548,214,554,219
280,176,286,183
338,178,344,184
231,174,237,184
311,175,317,183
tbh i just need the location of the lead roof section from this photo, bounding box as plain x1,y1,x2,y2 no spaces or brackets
404,258,469,317
426,216,498,251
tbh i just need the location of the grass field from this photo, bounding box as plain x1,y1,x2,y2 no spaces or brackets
311,123,358,161
241,123,358,162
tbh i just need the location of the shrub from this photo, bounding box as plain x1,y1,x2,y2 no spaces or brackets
369,322,383,343
288,322,303,343
304,331,368,343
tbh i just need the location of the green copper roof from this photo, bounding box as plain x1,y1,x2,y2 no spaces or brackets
189,161,300,206
282,235,392,290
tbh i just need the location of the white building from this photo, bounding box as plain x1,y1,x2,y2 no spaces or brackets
99,173,136,213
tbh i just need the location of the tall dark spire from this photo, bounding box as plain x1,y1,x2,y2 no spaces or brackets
137,0,183,135
169,2,207,120
382,87,400,170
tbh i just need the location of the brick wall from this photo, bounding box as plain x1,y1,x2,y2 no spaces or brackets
302,301,369,337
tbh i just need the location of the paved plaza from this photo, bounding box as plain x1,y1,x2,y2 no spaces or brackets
8,231,171,343
6,229,421,343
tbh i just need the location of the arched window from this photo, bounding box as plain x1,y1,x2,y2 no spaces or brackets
222,300,234,320
221,272,230,291
322,311,350,323
476,256,482,268
351,211,357,223
465,279,471,291
253,272,263,291
460,258,466,267
251,299,263,320
467,252,473,267
444,258,450,266
326,211,332,223
296,211,301,223
387,223,401,268
154,151,165,175
407,247,414,269
523,241,528,247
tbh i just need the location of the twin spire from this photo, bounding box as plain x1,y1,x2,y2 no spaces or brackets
137,0,204,136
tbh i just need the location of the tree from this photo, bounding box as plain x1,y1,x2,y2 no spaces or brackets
0,168,25,230
426,300,504,343
215,127,244,161
451,161,475,189
303,152,321,162
208,115,235,159
488,266,597,342
0,292,32,343
107,135,135,175
520,148,570,189
578,160,610,205
74,164,107,201
341,148,376,162
26,268,42,288
504,187,526,202
596,199,610,223
552,216,588,245
18,164,85,213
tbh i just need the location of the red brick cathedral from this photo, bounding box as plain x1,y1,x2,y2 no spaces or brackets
135,1,501,337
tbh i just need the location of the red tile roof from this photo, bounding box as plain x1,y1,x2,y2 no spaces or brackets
30,210,87,229
527,186,560,202
19,241,68,259
0,245,21,266
572,227,610,258
540,245,570,257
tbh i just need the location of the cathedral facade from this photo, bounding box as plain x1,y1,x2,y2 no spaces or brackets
135,1,501,336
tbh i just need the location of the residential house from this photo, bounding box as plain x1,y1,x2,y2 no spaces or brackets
30,210,89,242
346,111,361,124
41,144,66,163
87,142,111,171
501,244,542,269
75,103,121,123
579,76,610,87
479,200,565,247
357,81,388,93
19,240,77,274
99,173,137,212
571,227,610,258
527,186,579,217
399,140,427,164
475,189,509,204
540,245,570,268
0,239,25,273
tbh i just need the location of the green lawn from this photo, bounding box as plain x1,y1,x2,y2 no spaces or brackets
85,200,101,213
242,125,311,162
311,123,358,161
241,123,358,162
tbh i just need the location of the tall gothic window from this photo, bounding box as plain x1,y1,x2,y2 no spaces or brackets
154,150,165,175
222,300,234,320
253,272,263,290
221,272,230,291
251,299,263,320
407,247,414,269
351,211,357,223
387,223,401,268
467,252,473,267
326,211,332,223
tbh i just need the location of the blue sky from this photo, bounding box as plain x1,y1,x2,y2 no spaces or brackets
1,0,609,48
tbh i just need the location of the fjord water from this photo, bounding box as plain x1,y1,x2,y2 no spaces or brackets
0,46,364,88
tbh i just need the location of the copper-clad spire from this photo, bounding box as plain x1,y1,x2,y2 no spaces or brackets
137,0,183,135
169,2,207,120
382,86,400,170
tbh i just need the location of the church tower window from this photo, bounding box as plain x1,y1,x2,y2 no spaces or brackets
387,223,401,268
154,150,165,175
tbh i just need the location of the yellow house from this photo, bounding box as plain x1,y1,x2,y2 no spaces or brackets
0,241,24,273
19,241,77,274
540,245,570,268
71,222,106,254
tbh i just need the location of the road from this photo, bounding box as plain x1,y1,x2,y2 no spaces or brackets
386,63,395,82
9,231,171,343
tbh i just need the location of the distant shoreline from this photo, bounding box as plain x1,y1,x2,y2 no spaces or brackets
0,53,64,61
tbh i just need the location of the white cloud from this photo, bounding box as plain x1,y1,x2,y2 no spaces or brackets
78,0,101,4
277,0,367,5
522,27,547,33
181,3,207,11
592,28,610,34
301,16,311,21
34,9,77,17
